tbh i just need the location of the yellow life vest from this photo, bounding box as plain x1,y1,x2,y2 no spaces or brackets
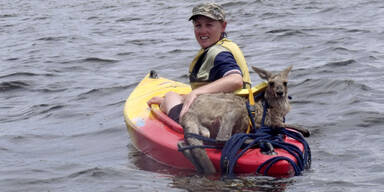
189,38,251,90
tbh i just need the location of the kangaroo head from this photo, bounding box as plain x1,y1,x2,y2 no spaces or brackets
252,66,292,99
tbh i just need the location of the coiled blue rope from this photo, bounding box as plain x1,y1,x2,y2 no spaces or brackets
220,127,311,177
178,128,311,177
220,98,311,177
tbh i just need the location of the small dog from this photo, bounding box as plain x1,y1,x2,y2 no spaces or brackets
179,65,297,174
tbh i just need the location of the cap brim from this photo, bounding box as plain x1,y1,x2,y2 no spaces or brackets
188,15,196,21
188,14,220,21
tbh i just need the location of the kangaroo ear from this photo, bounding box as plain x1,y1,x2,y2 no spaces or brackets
252,66,272,80
281,65,293,79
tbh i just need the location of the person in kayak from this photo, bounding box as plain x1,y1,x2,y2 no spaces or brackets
147,3,251,123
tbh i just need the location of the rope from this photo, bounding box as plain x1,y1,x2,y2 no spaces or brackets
257,156,300,176
246,102,257,133
177,133,223,152
220,127,311,177
179,127,311,177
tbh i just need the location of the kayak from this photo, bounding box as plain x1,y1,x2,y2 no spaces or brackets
124,71,309,177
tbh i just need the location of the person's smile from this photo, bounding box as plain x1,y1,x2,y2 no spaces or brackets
193,16,226,49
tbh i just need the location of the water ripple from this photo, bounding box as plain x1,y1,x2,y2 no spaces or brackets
0,81,30,91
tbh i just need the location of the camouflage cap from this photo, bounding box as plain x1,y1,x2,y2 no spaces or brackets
189,3,225,21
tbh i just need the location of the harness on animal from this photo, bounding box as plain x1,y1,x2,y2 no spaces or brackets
246,85,257,133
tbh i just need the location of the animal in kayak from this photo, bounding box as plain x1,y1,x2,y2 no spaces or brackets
179,65,296,174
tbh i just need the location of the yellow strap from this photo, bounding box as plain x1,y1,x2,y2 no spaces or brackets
248,87,255,105
234,81,267,96
247,120,252,134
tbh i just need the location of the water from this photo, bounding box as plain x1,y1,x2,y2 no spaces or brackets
1,0,383,191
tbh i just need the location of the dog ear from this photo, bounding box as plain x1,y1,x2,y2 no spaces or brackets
252,66,272,80
281,65,293,79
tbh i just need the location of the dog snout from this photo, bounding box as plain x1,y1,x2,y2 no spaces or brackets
276,91,284,96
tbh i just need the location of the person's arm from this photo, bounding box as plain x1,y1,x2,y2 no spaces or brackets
179,73,243,118
192,73,243,94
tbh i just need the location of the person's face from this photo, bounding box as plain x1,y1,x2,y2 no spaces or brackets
193,16,227,49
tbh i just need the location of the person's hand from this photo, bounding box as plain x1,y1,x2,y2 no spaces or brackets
179,91,198,120
147,96,164,106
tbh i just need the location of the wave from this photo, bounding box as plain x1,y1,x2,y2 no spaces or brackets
357,111,384,128
36,36,68,41
267,29,301,34
116,51,134,56
67,167,117,179
5,57,19,61
125,38,164,46
266,28,310,40
115,17,142,22
324,59,356,67
222,1,250,7
289,77,374,112
82,57,120,63
0,14,17,18
0,81,30,91
58,57,120,66
293,78,372,93
0,133,60,143
168,49,188,54
75,83,137,104
34,104,65,115
0,72,56,79
70,127,123,138
0,72,37,79
0,102,65,123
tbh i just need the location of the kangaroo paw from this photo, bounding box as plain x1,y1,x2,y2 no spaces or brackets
177,141,204,173
285,124,311,137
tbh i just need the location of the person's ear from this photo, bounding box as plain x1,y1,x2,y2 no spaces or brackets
221,21,227,31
